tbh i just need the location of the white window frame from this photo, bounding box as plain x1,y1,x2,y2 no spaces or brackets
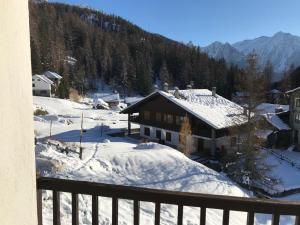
295,98,300,108
295,113,300,123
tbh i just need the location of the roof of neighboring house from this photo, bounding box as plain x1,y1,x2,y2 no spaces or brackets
263,113,291,130
121,89,248,130
256,103,290,131
270,89,282,94
286,87,300,94
94,93,120,103
44,71,62,80
32,74,54,85
256,103,289,114
124,96,144,104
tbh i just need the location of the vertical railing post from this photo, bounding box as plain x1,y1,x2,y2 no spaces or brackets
177,204,183,225
200,207,206,225
134,200,140,225
92,195,99,225
37,189,43,225
247,211,254,225
295,216,300,225
72,193,79,225
53,190,61,225
155,202,161,225
272,214,280,225
222,209,229,225
112,197,118,225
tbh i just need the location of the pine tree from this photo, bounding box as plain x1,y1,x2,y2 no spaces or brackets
159,61,170,86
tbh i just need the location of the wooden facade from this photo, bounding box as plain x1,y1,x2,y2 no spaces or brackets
122,92,235,157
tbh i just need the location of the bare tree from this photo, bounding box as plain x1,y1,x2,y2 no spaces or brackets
224,52,278,189
179,115,192,155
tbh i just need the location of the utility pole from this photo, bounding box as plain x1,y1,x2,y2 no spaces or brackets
79,113,84,159
49,120,53,139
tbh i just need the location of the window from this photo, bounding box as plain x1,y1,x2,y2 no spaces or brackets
143,111,150,120
164,114,173,124
166,132,172,142
156,112,161,122
32,83,35,87
144,127,150,136
231,137,237,147
37,78,40,81
176,116,184,125
296,98,300,107
156,130,161,139
295,113,300,123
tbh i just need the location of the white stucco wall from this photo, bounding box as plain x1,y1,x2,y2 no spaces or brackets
0,0,37,224
32,75,52,91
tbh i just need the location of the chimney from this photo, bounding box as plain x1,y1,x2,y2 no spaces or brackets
163,82,169,92
212,87,216,97
174,87,180,98
275,106,284,114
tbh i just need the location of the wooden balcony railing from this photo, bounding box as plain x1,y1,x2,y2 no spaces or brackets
37,177,300,225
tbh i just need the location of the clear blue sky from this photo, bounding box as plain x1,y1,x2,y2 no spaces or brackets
49,0,300,46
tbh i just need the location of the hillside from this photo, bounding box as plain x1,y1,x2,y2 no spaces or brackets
29,1,240,97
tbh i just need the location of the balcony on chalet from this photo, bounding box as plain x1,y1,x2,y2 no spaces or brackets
37,177,300,225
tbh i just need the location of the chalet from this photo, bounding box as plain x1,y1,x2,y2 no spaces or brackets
120,88,248,157
32,74,53,97
286,87,300,149
256,103,291,147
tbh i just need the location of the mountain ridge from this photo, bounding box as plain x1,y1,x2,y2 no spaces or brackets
203,32,300,77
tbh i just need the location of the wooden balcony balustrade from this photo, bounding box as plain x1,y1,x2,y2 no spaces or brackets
37,177,300,225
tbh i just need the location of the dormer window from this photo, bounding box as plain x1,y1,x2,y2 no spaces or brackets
295,98,300,107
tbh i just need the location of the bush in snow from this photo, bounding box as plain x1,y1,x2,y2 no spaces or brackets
34,108,48,116
69,88,81,102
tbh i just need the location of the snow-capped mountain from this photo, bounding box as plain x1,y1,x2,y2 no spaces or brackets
202,41,246,67
203,32,300,75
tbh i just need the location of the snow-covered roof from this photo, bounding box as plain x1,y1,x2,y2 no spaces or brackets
95,93,120,102
122,89,248,130
286,87,300,94
264,113,290,130
44,71,62,80
256,103,289,114
232,91,249,97
124,96,144,104
270,89,282,94
33,74,54,85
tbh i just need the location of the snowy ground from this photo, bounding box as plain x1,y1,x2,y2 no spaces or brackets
34,96,297,225
263,148,300,194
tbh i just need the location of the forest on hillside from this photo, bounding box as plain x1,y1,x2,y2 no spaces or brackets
29,1,242,98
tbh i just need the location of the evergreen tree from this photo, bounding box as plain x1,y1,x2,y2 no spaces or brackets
159,61,170,87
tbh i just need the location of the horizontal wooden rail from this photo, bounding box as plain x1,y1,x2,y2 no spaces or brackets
37,177,300,225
